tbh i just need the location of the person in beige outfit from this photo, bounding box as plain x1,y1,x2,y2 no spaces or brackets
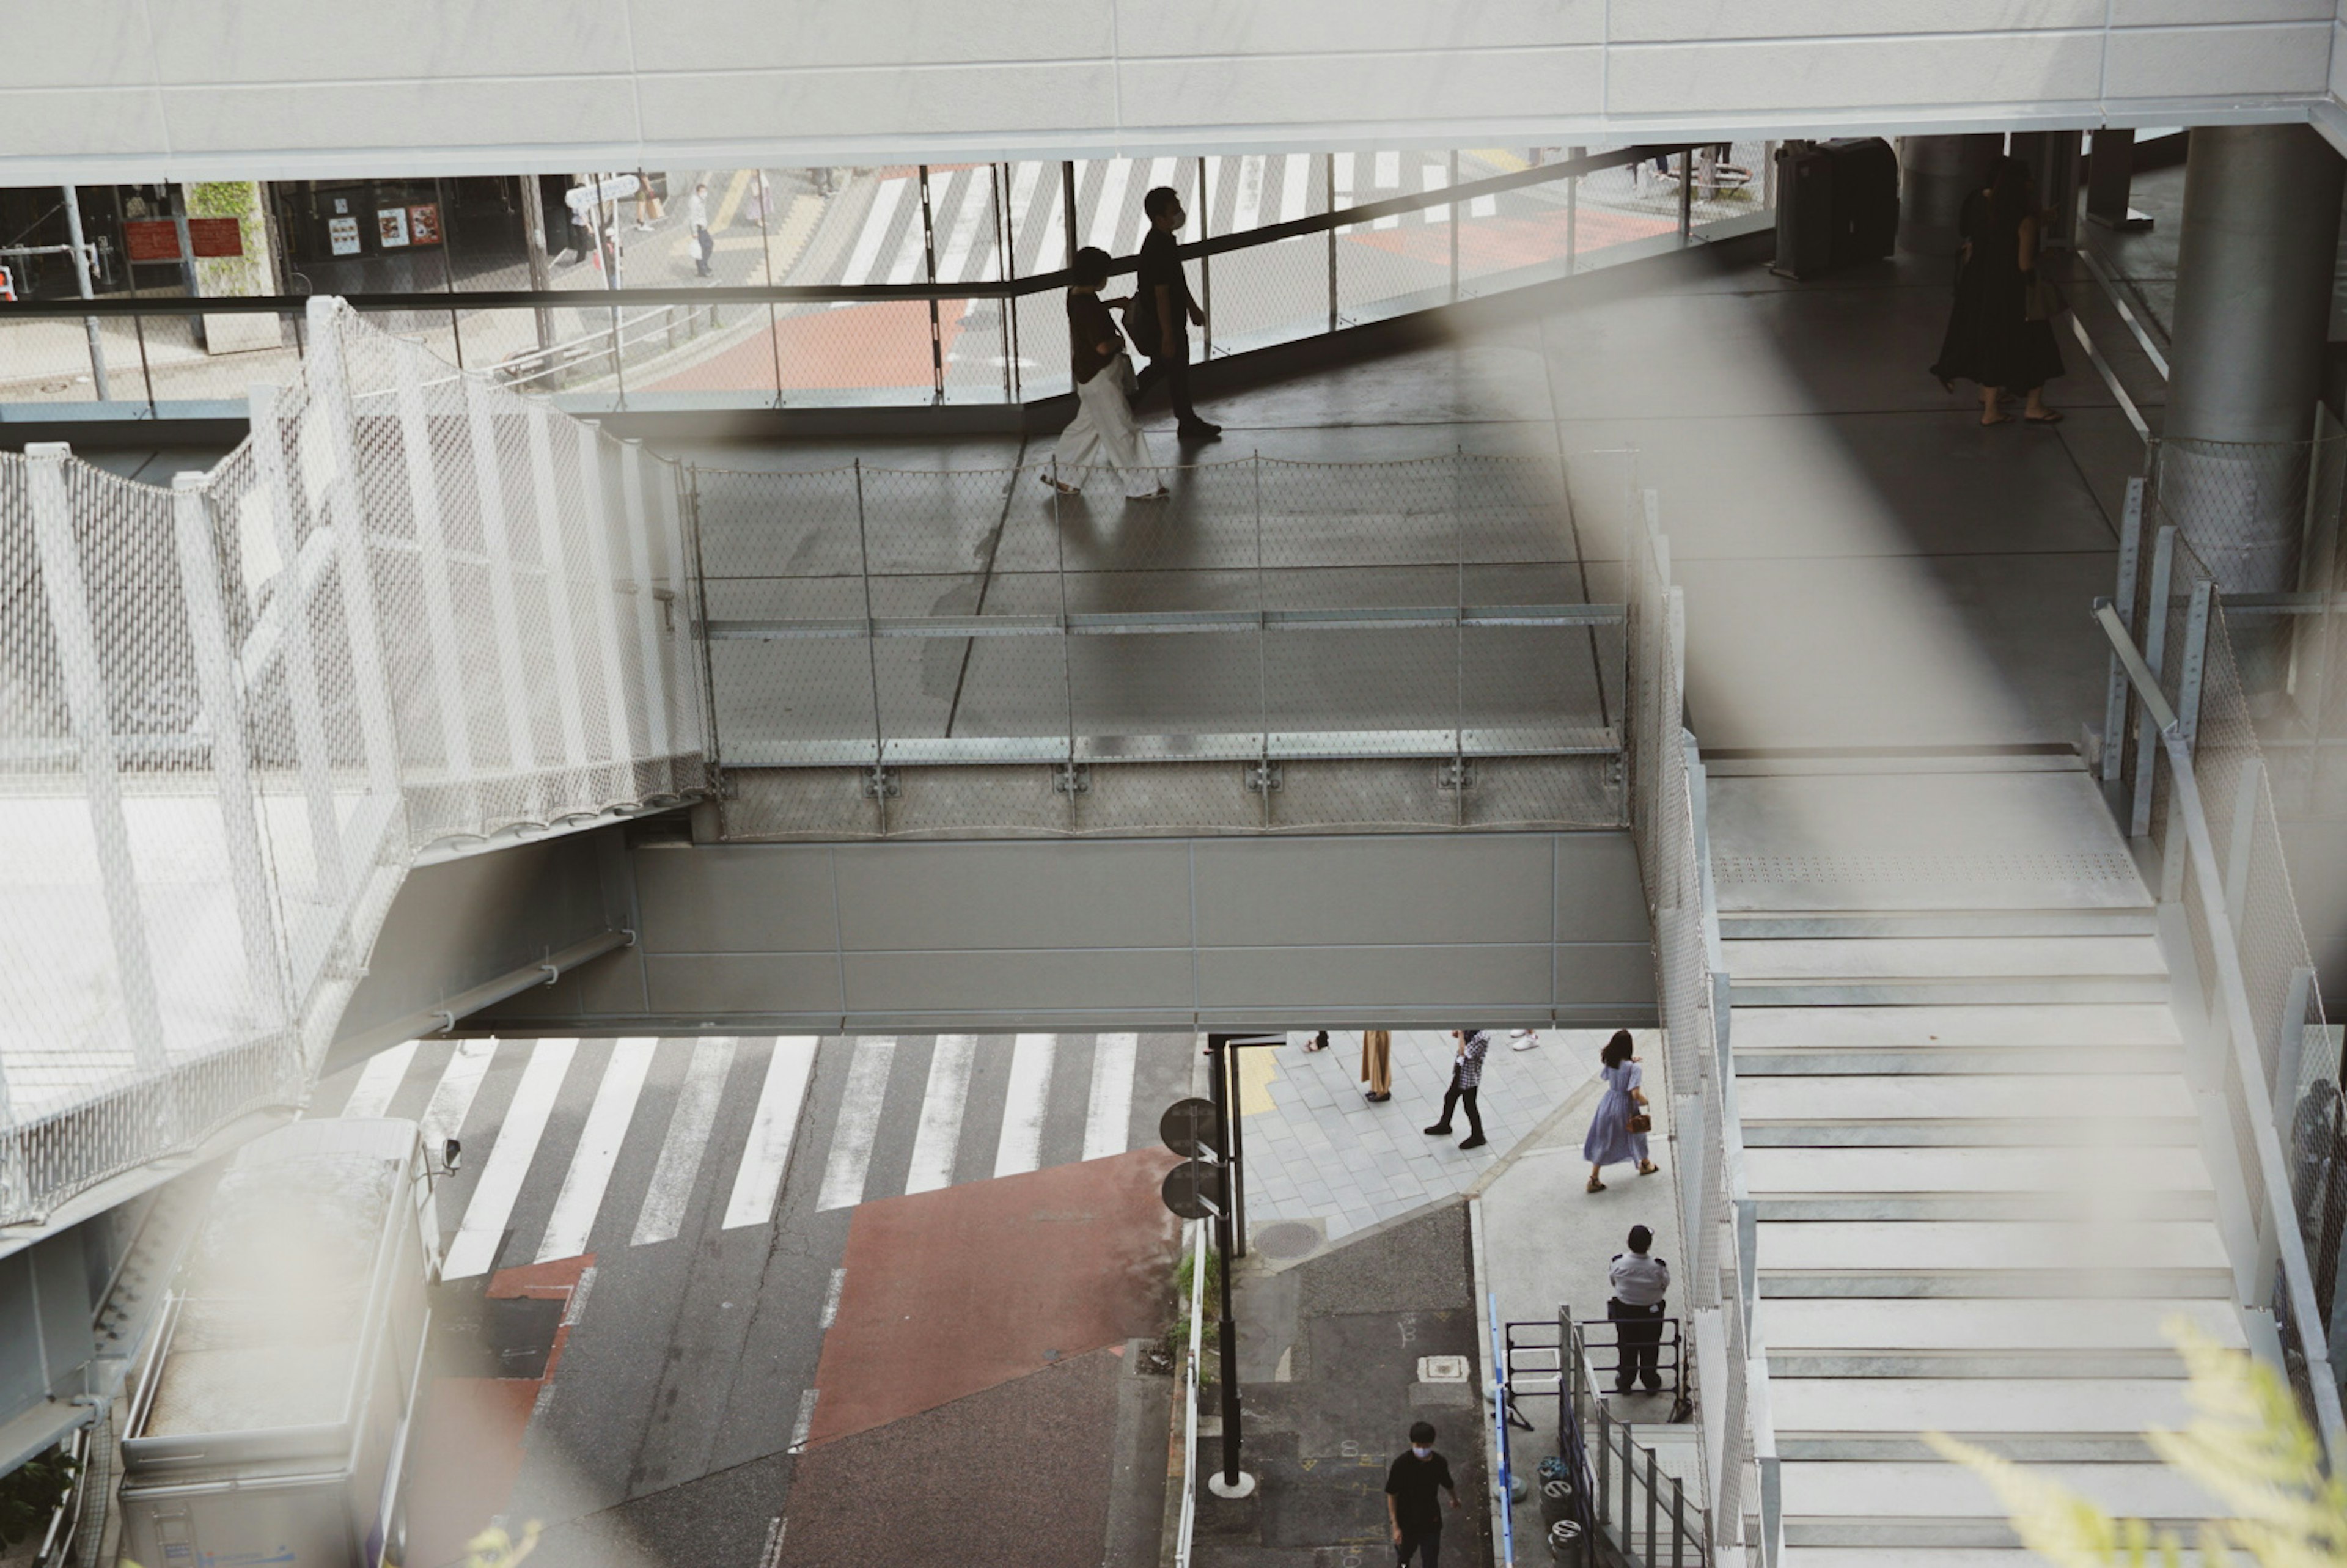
1361,1029,1392,1102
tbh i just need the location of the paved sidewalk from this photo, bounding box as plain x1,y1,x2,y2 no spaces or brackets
1240,1030,1606,1242
1474,1027,1698,1555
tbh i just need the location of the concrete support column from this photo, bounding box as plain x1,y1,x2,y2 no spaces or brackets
1897,134,2003,256
2008,131,2082,251
2165,125,2346,595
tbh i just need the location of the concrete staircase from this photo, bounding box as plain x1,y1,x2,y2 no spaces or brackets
1708,771,2243,1564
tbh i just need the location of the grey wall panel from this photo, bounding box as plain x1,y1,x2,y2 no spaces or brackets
1198,942,1555,1015
1192,836,1552,948
841,948,1196,1017
832,840,1195,951
642,953,847,1017
1553,834,1653,941
634,843,838,954
333,835,610,1061
1551,944,1661,1009
468,830,1657,1031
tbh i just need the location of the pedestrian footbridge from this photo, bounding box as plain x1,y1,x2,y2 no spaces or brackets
6,177,2347,1567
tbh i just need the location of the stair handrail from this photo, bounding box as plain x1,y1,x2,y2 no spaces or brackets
2095,598,2347,1456
1685,730,1785,1564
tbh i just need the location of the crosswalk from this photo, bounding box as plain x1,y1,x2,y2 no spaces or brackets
814,152,1513,293
319,1031,1174,1280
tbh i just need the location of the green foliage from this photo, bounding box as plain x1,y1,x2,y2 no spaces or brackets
1930,1319,2347,1566
0,1444,78,1548
462,1520,542,1567
188,182,260,219
1167,1242,1224,1378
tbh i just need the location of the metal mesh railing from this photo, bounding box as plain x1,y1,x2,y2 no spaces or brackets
2104,441,2347,1450
0,149,1771,420
1625,481,1776,1564
692,450,1628,838
0,296,705,1229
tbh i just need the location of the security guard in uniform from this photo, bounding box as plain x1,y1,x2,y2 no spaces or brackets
1607,1224,1670,1394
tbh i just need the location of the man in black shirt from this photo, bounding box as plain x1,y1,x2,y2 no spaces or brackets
1133,185,1222,441
1383,1420,1459,1567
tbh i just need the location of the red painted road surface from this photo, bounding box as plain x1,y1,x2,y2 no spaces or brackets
405,1255,595,1568
807,1148,1181,1446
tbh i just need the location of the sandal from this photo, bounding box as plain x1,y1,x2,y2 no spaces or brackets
1038,474,1080,496
1980,412,2013,427
1587,1176,1606,1193
1637,1161,1660,1176
2024,409,2064,425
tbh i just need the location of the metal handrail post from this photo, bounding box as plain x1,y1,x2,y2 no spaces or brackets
853,458,886,818
2095,600,2347,1456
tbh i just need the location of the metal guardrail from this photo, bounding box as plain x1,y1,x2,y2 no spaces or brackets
1171,1217,1209,1568
0,144,1768,414
2095,596,2347,1454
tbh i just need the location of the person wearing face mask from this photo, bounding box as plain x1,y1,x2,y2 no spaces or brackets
1383,1420,1459,1566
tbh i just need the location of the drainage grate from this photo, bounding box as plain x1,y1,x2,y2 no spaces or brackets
1253,1221,1320,1259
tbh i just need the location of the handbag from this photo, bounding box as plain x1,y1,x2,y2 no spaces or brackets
1626,1108,1653,1135
2023,273,2066,322
1121,290,1159,357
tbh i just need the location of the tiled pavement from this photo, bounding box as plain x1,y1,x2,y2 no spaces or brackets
1238,1028,1617,1240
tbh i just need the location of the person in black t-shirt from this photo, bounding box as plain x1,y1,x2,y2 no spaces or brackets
1133,185,1222,442
1383,1420,1459,1567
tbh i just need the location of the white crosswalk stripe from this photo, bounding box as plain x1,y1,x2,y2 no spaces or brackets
632,1038,738,1246
445,1038,577,1279
994,1033,1059,1178
842,178,909,288
535,1038,656,1262
421,1038,495,1152
341,1039,417,1118
816,1036,897,1211
1089,159,1134,254
1082,1033,1138,1162
903,1033,976,1195
316,1031,1170,1271
726,1036,820,1229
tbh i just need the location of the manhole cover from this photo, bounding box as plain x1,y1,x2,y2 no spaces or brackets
1254,1222,1319,1259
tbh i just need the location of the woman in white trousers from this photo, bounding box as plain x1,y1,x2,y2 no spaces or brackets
1045,246,1169,501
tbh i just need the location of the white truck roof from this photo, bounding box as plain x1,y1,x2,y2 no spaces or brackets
140,1119,415,1440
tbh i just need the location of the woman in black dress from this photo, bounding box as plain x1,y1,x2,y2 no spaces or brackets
1928,163,1999,394
1971,160,2065,425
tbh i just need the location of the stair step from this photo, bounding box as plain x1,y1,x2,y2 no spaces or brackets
1781,1460,2224,1548
1772,1377,2189,1460
1723,909,2156,939
1768,1347,2204,1377
1723,936,2166,982
1756,1219,2233,1299
1732,976,2171,1006
1745,1146,2214,1221
1759,1296,2244,1355
1738,1074,2198,1146
1730,1004,2182,1049
1735,1044,2186,1077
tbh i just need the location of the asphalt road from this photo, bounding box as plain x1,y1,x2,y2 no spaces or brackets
313,1029,1194,1567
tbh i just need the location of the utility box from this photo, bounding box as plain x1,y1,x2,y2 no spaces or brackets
117,1119,440,1568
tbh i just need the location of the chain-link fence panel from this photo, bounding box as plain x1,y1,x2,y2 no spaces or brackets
696,452,1629,837
0,296,707,1228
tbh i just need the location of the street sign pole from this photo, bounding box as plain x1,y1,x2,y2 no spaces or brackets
1205,1033,1249,1495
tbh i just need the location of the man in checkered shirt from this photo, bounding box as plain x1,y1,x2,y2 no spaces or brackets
1423,1029,1492,1150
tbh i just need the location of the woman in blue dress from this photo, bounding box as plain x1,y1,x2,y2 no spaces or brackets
1584,1030,1658,1193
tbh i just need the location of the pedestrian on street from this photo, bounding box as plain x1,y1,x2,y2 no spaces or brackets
1584,1028,1658,1192
1131,186,1222,442
1362,1028,1392,1102
1043,247,1167,501
688,181,714,277
1608,1223,1670,1394
1423,1029,1490,1151
1384,1420,1459,1567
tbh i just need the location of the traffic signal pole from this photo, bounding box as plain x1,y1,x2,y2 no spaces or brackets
1205,1034,1251,1495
